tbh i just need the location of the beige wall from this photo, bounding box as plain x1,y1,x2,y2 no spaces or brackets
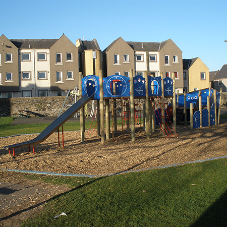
106,37,135,76
159,39,183,92
83,50,101,76
50,34,79,91
0,35,19,92
188,58,209,92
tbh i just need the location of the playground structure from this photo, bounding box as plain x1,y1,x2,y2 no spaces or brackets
5,70,221,156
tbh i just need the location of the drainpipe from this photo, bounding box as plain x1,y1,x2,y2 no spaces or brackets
33,49,36,97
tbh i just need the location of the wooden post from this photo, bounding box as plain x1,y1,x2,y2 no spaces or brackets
214,90,217,125
184,91,187,125
199,91,202,127
190,103,194,129
207,96,210,126
96,100,100,136
99,70,105,143
172,73,176,131
79,72,84,142
130,69,135,142
218,87,222,125
161,72,165,132
126,99,130,133
145,71,150,138
105,99,110,140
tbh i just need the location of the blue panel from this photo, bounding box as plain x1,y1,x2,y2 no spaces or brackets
133,75,146,97
178,91,199,108
177,88,219,109
148,76,162,96
82,75,100,100
202,109,208,127
193,111,200,128
210,104,215,126
164,77,173,96
103,75,130,98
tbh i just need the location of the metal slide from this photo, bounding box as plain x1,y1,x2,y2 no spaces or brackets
5,93,94,150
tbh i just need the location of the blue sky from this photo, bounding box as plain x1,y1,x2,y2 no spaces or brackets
1,0,227,71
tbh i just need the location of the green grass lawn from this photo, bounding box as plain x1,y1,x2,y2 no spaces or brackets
20,158,227,226
1,116,227,226
0,117,93,137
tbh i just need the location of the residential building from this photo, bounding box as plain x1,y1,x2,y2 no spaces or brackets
159,39,183,93
0,34,19,98
49,34,79,96
127,39,184,93
183,57,210,93
126,41,160,77
76,39,101,77
0,34,79,98
211,64,227,92
102,37,135,77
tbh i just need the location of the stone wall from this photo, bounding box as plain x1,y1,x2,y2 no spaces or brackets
0,93,226,118
0,96,96,117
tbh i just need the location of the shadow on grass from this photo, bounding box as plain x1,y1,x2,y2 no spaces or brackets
191,190,227,227
0,176,106,222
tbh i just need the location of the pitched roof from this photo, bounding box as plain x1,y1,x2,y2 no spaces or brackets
126,41,160,51
10,39,58,49
209,71,219,81
183,58,198,70
103,37,123,52
81,39,100,51
213,64,227,80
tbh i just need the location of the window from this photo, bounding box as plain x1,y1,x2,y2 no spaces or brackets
124,71,129,77
123,55,129,62
0,73,2,84
114,54,119,64
149,55,156,61
38,53,46,61
38,90,48,97
38,72,47,79
115,72,120,75
6,53,12,62
67,71,73,79
0,54,1,65
174,72,179,79
136,72,143,77
66,53,72,61
194,88,198,91
56,71,62,82
136,54,143,61
56,53,62,63
22,90,32,97
165,72,170,78
22,72,30,79
6,72,12,81
22,53,30,61
173,55,178,63
183,72,187,80
201,72,206,80
165,55,169,65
